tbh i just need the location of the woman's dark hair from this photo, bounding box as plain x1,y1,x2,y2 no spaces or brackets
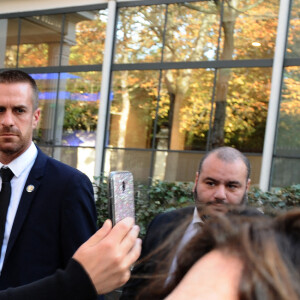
137,209,300,300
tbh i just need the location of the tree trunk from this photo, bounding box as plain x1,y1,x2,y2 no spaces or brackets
117,70,130,169
211,2,236,148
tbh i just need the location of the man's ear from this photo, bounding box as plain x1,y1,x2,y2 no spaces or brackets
193,172,199,192
32,108,41,129
246,178,251,191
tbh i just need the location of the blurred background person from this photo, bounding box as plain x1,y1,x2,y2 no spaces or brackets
121,146,252,299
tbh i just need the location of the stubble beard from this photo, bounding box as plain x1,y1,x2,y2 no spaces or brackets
0,129,27,162
194,189,247,219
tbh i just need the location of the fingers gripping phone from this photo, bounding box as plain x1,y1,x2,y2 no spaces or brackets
108,171,135,226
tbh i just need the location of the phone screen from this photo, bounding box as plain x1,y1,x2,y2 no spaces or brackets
109,171,135,225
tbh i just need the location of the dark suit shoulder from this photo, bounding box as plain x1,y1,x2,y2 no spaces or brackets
149,206,194,226
33,148,91,184
144,206,194,245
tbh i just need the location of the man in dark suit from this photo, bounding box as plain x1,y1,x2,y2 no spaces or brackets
121,146,252,299
0,70,97,289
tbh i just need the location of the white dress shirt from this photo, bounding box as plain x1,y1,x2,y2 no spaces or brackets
0,142,38,272
166,207,203,284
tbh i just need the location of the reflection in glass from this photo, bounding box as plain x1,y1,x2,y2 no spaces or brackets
286,0,300,58
109,70,160,149
1,18,18,68
64,10,108,66
159,68,214,151
220,0,279,60
153,150,262,184
33,73,59,145
104,149,152,183
60,71,101,148
210,67,271,152
34,71,101,156
164,2,219,62
115,5,165,63
158,67,271,152
19,15,63,67
272,157,300,187
275,66,300,156
153,151,203,182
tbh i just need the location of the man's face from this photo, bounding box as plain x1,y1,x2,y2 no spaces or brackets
193,153,250,217
0,82,40,163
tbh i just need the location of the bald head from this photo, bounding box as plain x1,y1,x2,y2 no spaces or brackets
198,147,251,181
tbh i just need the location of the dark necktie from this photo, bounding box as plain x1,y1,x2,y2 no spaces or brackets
0,167,14,258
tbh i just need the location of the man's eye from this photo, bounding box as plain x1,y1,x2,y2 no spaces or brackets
228,185,238,189
206,181,215,186
15,108,25,113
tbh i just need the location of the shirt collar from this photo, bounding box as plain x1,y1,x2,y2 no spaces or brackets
0,142,38,178
192,207,203,224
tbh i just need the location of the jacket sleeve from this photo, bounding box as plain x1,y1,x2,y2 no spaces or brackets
0,259,97,300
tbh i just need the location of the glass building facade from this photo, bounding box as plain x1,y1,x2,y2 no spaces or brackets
0,0,299,189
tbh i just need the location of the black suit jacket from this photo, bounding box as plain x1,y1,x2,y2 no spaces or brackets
121,206,194,300
0,148,97,289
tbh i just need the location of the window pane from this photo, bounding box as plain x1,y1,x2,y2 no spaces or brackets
272,157,300,187
19,15,63,67
154,151,263,186
104,149,152,183
164,2,220,62
115,5,165,63
63,10,108,66
210,67,271,152
286,0,300,58
1,18,18,68
33,73,59,144
220,0,279,60
60,71,101,147
109,70,160,149
154,151,202,182
158,68,215,151
275,66,300,156
34,72,101,150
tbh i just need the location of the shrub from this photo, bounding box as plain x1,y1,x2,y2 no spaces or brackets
248,184,300,215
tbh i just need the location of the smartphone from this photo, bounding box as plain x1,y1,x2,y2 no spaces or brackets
108,171,135,226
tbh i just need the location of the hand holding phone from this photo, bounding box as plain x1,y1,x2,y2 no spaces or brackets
108,171,135,226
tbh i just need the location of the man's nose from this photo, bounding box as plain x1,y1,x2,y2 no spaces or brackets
213,185,227,201
1,111,14,127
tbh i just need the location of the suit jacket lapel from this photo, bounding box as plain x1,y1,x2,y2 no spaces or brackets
4,148,47,262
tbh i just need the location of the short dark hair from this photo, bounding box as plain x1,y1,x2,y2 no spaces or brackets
0,70,39,110
198,146,251,180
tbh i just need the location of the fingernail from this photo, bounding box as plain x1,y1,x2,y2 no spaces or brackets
133,225,140,233
122,217,134,227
